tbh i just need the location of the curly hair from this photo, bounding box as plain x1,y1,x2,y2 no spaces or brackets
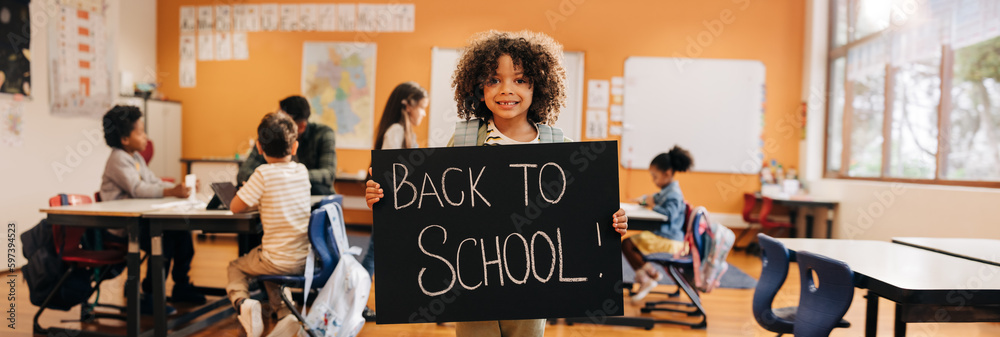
452,30,567,125
102,105,143,149
257,112,298,158
651,145,694,173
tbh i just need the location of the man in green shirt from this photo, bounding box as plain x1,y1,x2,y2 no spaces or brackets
238,96,337,195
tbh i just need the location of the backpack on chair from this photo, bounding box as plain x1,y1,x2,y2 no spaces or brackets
301,202,370,337
687,206,736,293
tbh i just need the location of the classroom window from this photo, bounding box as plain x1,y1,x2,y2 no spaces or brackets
825,0,1000,187
827,57,846,173
945,35,1000,181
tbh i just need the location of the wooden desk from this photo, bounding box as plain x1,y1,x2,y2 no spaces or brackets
779,238,1000,337
892,237,1000,267
39,198,178,337
757,194,839,238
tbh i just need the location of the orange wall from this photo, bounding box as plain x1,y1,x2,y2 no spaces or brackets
157,0,805,214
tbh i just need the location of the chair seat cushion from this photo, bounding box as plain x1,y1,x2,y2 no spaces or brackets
62,250,126,267
774,306,851,328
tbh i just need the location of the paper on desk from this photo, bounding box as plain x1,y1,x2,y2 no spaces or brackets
151,200,207,211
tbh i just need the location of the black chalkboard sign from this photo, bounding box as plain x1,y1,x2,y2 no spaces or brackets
371,141,623,324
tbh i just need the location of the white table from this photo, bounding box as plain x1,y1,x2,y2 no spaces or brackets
779,238,1000,337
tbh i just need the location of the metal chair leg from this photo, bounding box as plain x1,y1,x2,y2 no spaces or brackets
277,284,321,337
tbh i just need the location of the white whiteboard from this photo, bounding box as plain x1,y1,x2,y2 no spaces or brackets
428,48,584,147
621,57,765,173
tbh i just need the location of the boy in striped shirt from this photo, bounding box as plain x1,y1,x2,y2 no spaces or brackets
228,112,312,337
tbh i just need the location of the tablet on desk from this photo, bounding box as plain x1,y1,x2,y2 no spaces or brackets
207,182,238,210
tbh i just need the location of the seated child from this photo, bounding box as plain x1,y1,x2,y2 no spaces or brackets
621,145,694,301
99,105,204,314
227,112,312,337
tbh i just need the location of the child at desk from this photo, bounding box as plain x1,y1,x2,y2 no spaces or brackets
99,105,203,314
621,145,693,301
365,30,628,337
228,112,312,337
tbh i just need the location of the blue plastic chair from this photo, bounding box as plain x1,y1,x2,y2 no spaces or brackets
753,234,796,335
639,204,708,329
794,251,855,337
258,195,345,337
753,234,849,336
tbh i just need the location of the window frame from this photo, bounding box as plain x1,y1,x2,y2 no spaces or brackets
822,0,1000,188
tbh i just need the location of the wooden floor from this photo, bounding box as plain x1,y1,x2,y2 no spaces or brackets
10,230,1000,336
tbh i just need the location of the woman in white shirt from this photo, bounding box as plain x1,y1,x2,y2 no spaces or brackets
362,82,427,320
373,81,428,150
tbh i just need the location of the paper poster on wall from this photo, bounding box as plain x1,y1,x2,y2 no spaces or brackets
180,34,196,60
299,4,318,31
180,6,196,33
587,79,610,109
50,1,113,117
301,42,376,149
239,4,260,32
260,4,278,31
279,4,298,31
1,99,24,147
215,5,231,31
356,4,376,32
179,59,196,88
0,0,30,96
609,104,622,122
586,109,608,139
215,32,232,61
197,33,213,60
197,6,213,31
336,4,356,31
318,4,336,31
609,125,622,136
233,32,249,60
395,4,415,32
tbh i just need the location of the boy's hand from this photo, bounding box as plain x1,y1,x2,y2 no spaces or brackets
366,167,384,210
613,208,628,236
166,183,192,198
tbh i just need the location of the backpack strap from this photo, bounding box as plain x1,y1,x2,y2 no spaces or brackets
536,124,565,143
453,119,483,147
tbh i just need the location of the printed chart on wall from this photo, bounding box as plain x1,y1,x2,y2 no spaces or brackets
301,42,377,149
49,0,112,117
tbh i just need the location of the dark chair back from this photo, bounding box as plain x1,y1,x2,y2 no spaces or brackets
307,199,345,287
794,251,855,337
752,234,794,334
